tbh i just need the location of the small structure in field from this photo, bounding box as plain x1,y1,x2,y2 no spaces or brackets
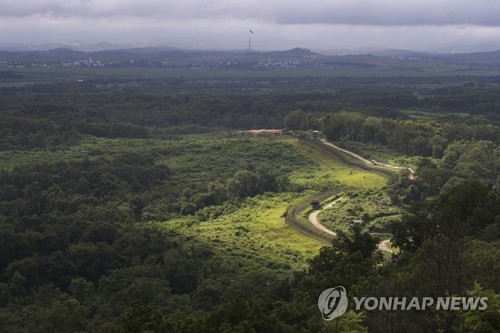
310,200,321,210
352,219,364,225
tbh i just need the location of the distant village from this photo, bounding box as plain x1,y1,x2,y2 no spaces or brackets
0,47,372,70
5,57,105,69
4,57,303,70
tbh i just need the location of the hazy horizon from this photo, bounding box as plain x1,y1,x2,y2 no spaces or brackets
2,0,500,53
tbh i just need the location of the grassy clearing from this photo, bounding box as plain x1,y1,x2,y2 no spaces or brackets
0,133,396,269
331,140,423,170
318,189,402,234
286,138,388,190
273,137,395,242
0,134,326,265
160,193,324,272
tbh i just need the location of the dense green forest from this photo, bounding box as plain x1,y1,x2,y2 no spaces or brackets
0,66,499,332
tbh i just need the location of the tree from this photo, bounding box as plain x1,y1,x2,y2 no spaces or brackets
227,170,261,198
118,302,167,333
69,277,95,305
308,228,379,290
321,310,368,333
284,110,306,130
463,283,500,333
45,251,76,290
332,225,378,259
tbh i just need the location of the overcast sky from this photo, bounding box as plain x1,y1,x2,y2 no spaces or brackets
2,0,500,52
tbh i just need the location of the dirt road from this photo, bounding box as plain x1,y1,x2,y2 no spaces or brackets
320,140,373,165
308,196,393,254
308,198,342,237
377,239,394,254
320,139,415,179
286,137,404,254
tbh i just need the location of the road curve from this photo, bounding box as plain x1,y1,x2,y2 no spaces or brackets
308,197,393,254
377,239,394,254
320,139,415,179
288,137,402,253
308,198,342,237
320,140,373,165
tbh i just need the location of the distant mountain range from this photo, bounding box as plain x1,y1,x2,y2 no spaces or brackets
0,41,148,52
1,41,500,56
1,42,500,69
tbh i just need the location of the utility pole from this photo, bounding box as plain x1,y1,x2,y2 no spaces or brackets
249,30,254,54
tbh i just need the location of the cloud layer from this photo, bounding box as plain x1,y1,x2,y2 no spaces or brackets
3,0,500,26
2,1,500,51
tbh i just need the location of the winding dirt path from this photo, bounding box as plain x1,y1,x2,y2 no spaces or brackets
308,198,393,254
320,139,415,179
285,137,406,254
308,198,342,237
320,140,373,165
377,239,394,254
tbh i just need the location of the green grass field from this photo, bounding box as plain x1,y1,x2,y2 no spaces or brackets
317,189,402,234
0,133,397,271
160,192,324,272
287,138,388,190
0,134,328,262
331,140,423,170
153,136,392,270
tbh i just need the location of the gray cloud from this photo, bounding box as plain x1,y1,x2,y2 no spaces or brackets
3,0,500,27
2,1,500,52
272,1,500,26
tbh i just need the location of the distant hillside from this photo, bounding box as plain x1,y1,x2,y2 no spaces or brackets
440,50,500,67
2,44,500,70
369,49,435,58
265,47,321,57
